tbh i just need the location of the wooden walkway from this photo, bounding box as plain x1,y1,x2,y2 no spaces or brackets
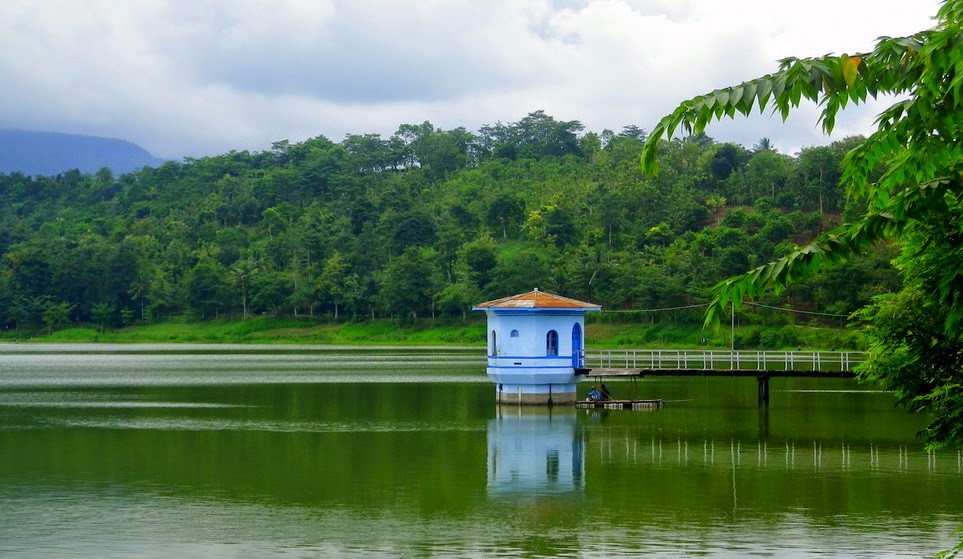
578,349,864,407
582,349,862,376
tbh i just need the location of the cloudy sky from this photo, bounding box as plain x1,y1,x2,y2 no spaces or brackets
0,0,942,160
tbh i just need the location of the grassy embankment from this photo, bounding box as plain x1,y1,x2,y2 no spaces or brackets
9,315,866,350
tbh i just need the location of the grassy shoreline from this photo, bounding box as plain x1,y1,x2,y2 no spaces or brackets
5,316,865,350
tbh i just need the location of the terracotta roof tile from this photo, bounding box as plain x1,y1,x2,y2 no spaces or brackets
473,289,601,310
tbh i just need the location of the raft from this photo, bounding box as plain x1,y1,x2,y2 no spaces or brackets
574,399,664,410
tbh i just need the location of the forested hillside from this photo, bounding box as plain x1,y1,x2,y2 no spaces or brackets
0,111,899,339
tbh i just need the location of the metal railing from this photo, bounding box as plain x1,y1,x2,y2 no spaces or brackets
584,349,865,373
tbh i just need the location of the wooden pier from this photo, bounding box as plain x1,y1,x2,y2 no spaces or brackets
583,349,863,374
578,349,863,407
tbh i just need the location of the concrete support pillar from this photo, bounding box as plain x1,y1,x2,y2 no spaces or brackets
757,375,770,407
496,383,577,405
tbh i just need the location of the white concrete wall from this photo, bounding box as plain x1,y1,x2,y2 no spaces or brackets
484,310,586,394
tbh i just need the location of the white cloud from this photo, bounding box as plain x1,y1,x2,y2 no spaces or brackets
0,0,943,159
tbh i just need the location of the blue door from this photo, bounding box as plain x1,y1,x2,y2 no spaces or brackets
571,323,583,367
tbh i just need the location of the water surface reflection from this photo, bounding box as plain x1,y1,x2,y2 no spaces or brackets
488,406,584,496
0,345,960,557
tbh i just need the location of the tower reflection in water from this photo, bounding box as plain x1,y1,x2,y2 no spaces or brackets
487,405,584,496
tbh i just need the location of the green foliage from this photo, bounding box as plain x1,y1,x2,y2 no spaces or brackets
641,0,963,455
379,247,441,320
858,288,963,449
0,110,888,344
90,302,116,332
41,300,73,333
937,527,963,559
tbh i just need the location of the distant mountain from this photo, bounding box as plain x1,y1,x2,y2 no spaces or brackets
0,129,166,176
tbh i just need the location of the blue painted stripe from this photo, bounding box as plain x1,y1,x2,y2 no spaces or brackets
491,355,573,361
488,365,574,371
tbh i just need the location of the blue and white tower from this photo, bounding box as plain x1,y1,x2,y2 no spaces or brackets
473,289,601,405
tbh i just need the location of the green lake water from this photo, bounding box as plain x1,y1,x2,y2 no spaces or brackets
0,343,960,558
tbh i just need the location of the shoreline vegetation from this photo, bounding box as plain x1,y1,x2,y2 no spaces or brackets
1,316,865,350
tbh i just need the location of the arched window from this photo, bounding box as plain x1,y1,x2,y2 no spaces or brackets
510,329,519,338
490,330,497,356
546,330,559,356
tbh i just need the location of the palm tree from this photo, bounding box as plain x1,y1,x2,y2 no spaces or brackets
752,137,774,153
227,259,259,319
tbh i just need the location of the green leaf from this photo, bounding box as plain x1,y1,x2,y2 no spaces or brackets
715,89,729,107
756,78,773,108
741,81,757,108
729,85,743,109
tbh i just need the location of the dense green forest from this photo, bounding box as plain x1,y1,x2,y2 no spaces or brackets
0,111,899,344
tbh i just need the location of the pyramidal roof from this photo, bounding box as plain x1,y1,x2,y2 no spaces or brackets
473,289,601,310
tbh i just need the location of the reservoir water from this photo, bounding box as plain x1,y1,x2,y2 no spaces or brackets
0,343,960,558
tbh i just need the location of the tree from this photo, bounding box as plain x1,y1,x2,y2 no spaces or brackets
705,195,727,225
394,123,473,179
640,0,963,452
487,247,552,298
752,137,774,153
185,258,229,319
707,143,748,181
525,202,578,248
486,194,526,239
619,125,647,141
435,281,479,320
319,251,350,319
250,271,293,316
41,300,73,333
90,302,115,332
379,247,441,320
227,258,259,319
389,208,437,251
478,111,584,160
342,133,396,172
458,236,497,292
743,150,791,205
793,145,841,214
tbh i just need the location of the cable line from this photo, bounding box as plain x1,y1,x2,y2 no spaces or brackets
744,301,851,318
604,301,849,318
604,303,710,313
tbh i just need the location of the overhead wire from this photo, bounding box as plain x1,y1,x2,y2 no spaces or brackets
602,301,849,318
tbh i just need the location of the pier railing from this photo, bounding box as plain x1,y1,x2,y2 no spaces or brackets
583,349,864,373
